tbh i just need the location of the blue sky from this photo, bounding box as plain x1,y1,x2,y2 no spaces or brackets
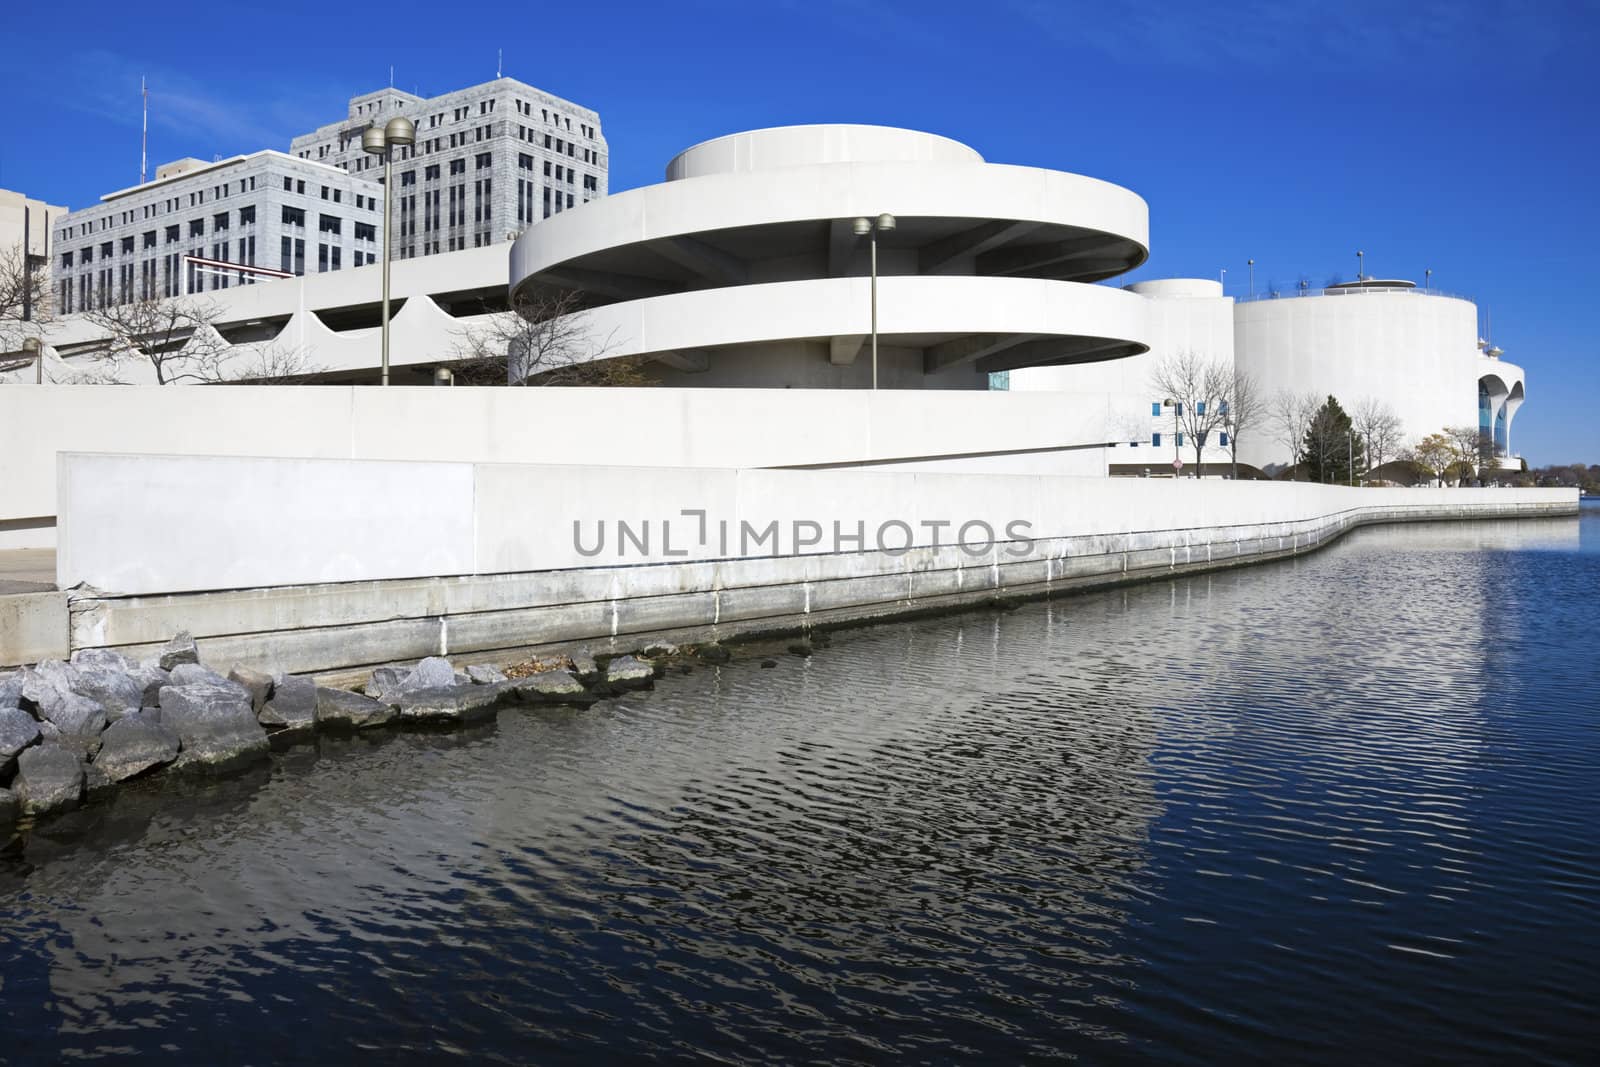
4,0,1596,463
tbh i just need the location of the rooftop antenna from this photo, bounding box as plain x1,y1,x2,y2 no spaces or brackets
140,77,150,185
497,48,503,78
389,65,394,88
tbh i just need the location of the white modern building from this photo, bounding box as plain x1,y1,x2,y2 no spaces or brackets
51,152,385,314
290,78,607,258
508,124,1152,389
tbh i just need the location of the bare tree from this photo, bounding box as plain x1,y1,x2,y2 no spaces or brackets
1351,398,1405,483
216,344,325,385
453,287,645,386
1148,351,1231,476
1268,388,1321,476
82,295,236,384
1222,368,1262,479
1445,424,1495,485
0,243,52,358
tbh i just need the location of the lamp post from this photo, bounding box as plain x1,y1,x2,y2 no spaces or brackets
1425,268,1432,293
362,115,416,386
1224,415,1236,480
1162,397,1181,475
22,335,41,385
1247,258,1254,299
1219,267,1227,292
1356,249,1364,281
852,213,896,389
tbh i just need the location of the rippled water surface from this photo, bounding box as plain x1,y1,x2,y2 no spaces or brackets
4,506,1599,1064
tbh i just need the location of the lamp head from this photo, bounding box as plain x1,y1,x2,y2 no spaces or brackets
852,217,871,236
384,116,416,146
22,336,41,355
361,126,388,155
876,213,896,231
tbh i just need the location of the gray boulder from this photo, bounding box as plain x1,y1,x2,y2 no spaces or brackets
569,650,601,682
395,683,506,724
409,657,457,691
39,691,108,738
315,687,395,731
159,683,269,773
260,675,317,730
512,670,597,706
14,744,85,816
159,631,201,671
227,666,274,714
1,706,41,762
604,655,655,690
364,666,409,698
170,662,246,694
1,670,26,708
129,663,171,707
71,647,130,672
641,641,680,658
466,664,507,685
71,667,144,722
92,713,180,783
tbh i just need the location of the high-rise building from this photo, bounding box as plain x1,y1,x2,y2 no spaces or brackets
51,153,384,314
289,78,607,259
1,188,68,321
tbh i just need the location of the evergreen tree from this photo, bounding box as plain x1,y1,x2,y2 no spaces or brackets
1301,395,1366,484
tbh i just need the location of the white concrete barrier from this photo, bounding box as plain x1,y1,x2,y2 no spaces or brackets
0,386,1119,549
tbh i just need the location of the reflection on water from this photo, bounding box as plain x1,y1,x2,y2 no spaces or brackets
2,508,1597,1064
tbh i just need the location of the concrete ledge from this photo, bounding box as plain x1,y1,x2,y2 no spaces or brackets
0,591,69,666
56,495,1578,676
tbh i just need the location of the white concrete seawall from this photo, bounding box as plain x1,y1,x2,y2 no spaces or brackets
20,452,1577,675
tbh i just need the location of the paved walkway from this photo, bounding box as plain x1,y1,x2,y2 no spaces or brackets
0,549,56,595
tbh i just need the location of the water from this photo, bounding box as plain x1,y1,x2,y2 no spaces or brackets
3,505,1598,1064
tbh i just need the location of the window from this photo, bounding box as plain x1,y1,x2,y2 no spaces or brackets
165,225,180,243
476,152,492,169
1176,434,1185,447
143,231,157,250
449,159,465,176
214,212,229,231
318,214,342,235
282,206,306,226
121,236,134,254
333,189,341,203
187,219,204,238
355,221,376,241
425,164,440,181
1196,401,1206,415
1151,402,1161,416
1219,432,1230,447
400,170,416,187
240,205,256,225
283,176,292,191
1152,432,1161,447
297,180,305,194
61,251,73,269
101,241,114,257
81,246,93,264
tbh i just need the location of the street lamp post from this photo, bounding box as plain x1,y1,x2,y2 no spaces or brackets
1425,268,1432,292
1247,258,1254,299
22,335,41,385
852,213,896,389
1162,397,1181,476
1224,415,1236,480
363,115,416,386
1356,249,1364,281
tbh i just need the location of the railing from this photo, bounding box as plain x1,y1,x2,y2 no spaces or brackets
1233,285,1471,304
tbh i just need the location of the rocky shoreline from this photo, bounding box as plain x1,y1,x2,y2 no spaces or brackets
1,632,749,827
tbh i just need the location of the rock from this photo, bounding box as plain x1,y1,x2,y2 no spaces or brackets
641,641,680,659
228,666,275,714
760,659,778,668
0,706,42,762
38,691,108,738
314,687,395,731
260,675,317,731
696,643,732,665
129,663,171,707
92,713,180,783
604,655,655,690
787,640,814,658
510,670,597,706
84,762,115,797
0,787,15,825
159,683,269,773
71,647,130,672
14,744,85,816
71,666,144,722
409,657,457,691
365,666,409,700
159,631,201,671
466,664,507,685
170,662,247,695
395,683,506,724
0,670,22,708
569,651,601,682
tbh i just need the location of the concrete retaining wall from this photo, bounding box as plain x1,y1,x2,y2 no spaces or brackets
0,386,1122,549
41,451,1578,675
